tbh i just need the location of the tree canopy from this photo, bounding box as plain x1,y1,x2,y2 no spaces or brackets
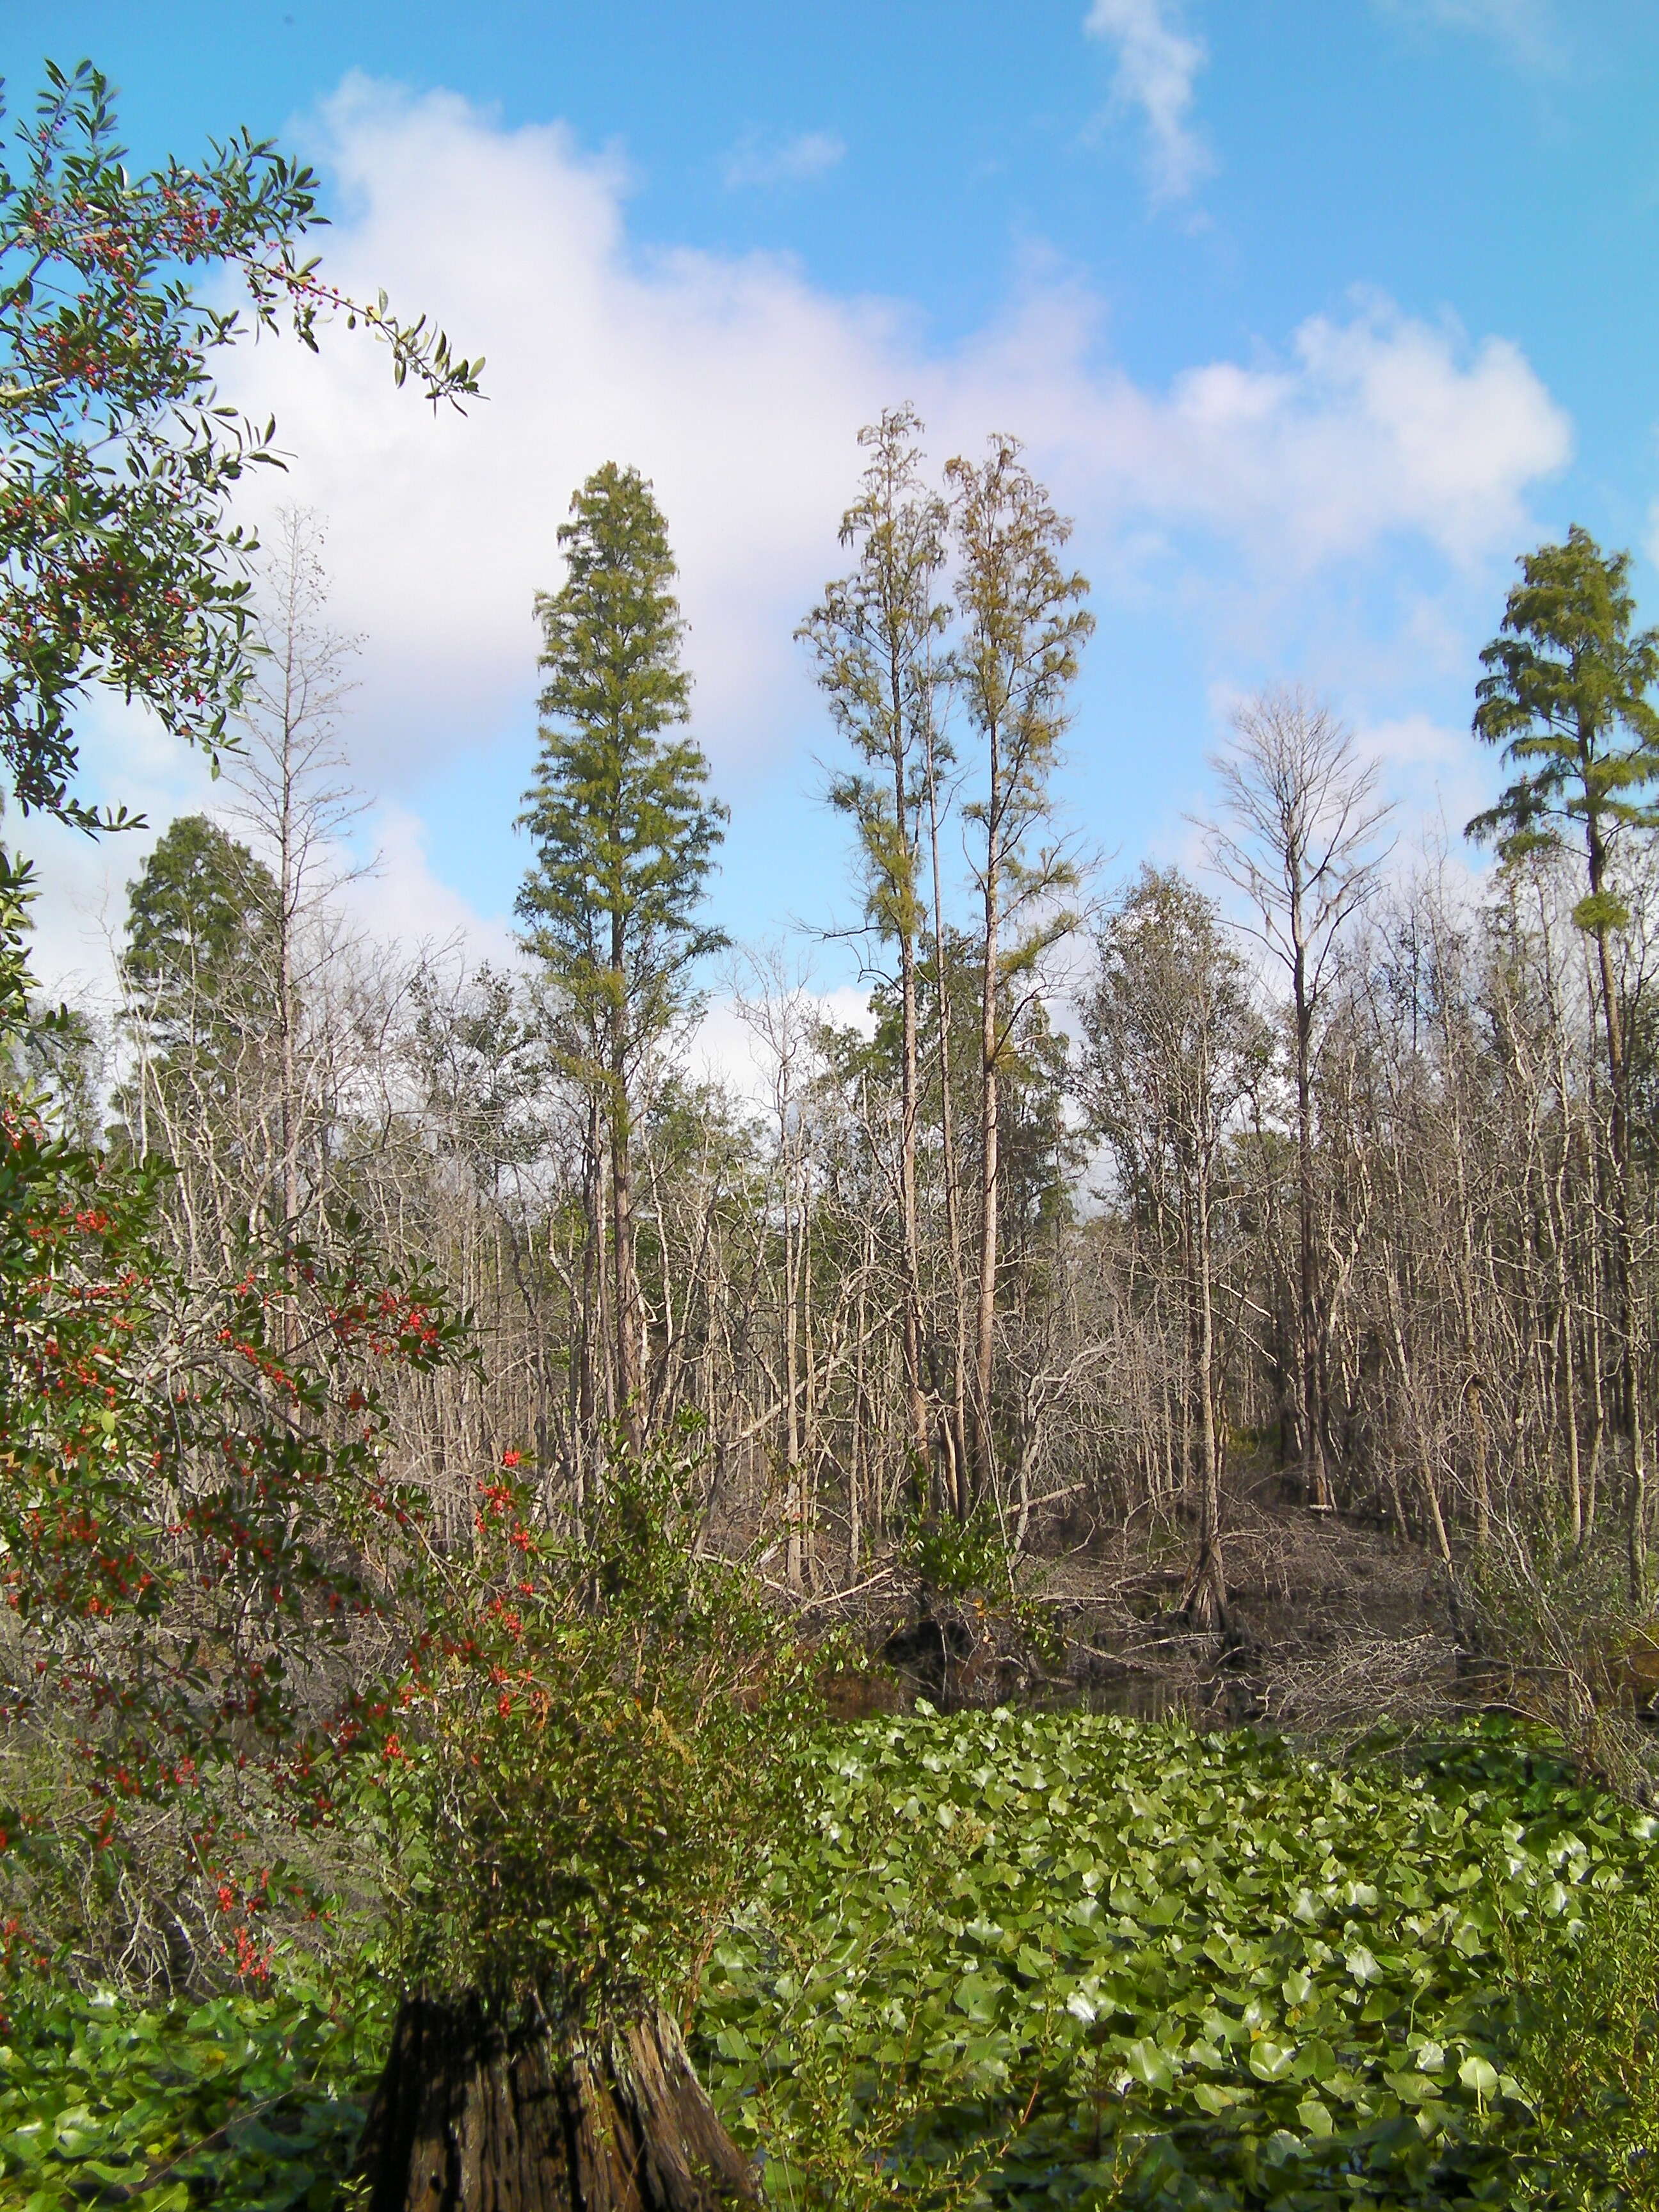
121,813,278,1039
517,462,726,1043
1470,524,1659,936
0,59,480,832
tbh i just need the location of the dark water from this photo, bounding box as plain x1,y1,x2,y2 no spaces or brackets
1036,1672,1192,1720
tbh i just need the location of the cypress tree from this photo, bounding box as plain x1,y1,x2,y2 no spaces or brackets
517,465,726,1452
1470,525,1659,1591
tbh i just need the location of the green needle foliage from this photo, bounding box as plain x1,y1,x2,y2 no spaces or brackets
801,403,947,956
517,463,726,1048
119,813,280,1055
1469,525,1659,937
1470,525,1659,1595
122,815,277,1001
517,462,726,1441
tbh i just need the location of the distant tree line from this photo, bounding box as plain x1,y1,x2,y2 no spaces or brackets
84,434,1659,1631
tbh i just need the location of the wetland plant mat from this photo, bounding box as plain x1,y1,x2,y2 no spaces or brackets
2,1715,1654,2210
698,1712,1656,2208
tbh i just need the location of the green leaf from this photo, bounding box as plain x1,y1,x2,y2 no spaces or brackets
1247,2038,1296,2082
1119,2037,1173,2091
1459,2052,1500,2101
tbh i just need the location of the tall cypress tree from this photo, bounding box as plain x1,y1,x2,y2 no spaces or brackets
946,436,1092,1494
517,464,726,1451
1470,525,1659,1591
799,405,949,1487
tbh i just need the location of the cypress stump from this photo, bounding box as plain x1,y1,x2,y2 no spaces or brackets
357,1994,758,2212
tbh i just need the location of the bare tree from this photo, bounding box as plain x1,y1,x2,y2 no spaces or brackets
732,947,826,1593
1203,686,1393,1509
223,506,368,1246
1078,868,1266,1630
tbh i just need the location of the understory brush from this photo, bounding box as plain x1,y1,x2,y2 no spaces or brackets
1455,1528,1659,1806
0,1725,380,2001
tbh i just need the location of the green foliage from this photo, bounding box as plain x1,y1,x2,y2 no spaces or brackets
947,434,1092,945
698,1710,1656,2209
517,462,727,1059
947,440,1093,783
0,1969,390,2212
119,813,280,1076
859,934,1077,1261
800,403,949,950
0,846,470,1968
0,1097,463,1777
0,60,479,831
1507,1882,1659,2206
900,1507,1019,1603
364,1415,813,2023
1469,525,1659,920
895,1507,1053,1660
122,814,277,1007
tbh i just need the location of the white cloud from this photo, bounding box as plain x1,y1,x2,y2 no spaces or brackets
336,806,518,966
205,79,1568,807
1084,0,1212,205
216,77,901,789
721,129,846,190
947,289,1570,570
10,76,1562,1013
15,706,512,1007
1375,0,1561,67
14,694,225,1008
1358,710,1489,835
1362,710,1464,771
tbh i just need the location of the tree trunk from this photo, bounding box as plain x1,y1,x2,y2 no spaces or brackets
974,730,1002,1498
781,1070,805,1593
1587,819,1647,1594
278,747,300,1248
358,1996,755,2212
894,703,929,1474
925,724,970,1516
612,1110,643,1457
1182,1129,1227,1633
1291,915,1329,1512
609,926,643,1457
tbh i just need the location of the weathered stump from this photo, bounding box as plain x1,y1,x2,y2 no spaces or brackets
357,1994,757,2212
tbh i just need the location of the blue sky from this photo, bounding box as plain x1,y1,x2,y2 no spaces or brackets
8,0,1659,1017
